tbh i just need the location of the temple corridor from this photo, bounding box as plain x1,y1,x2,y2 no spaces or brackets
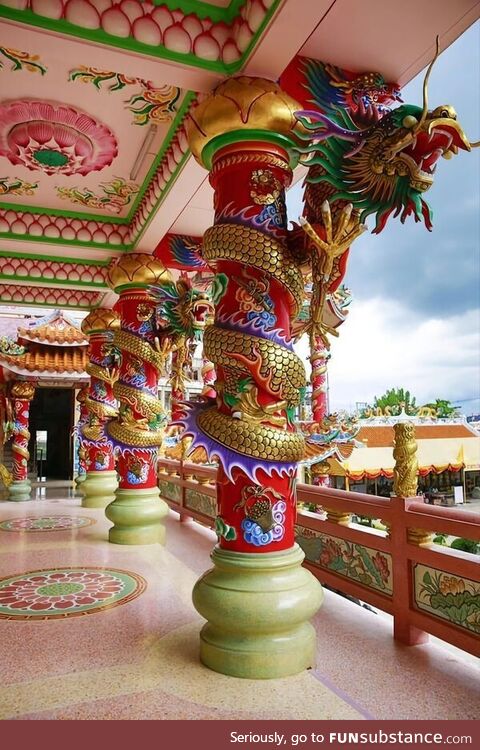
0,488,478,721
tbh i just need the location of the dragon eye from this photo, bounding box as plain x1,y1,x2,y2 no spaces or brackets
402,115,418,128
432,105,457,120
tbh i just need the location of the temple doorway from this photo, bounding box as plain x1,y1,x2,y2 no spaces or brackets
29,388,75,480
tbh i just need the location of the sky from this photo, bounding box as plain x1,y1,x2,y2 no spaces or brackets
287,22,480,416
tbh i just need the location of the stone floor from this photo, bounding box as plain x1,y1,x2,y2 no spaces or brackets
0,486,478,720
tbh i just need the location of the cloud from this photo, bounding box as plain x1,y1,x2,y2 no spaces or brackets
295,300,480,412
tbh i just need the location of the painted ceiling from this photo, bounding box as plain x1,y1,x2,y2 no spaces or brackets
0,0,477,312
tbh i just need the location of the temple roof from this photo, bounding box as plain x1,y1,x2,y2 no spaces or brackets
0,310,88,381
0,347,87,378
357,423,478,448
330,421,480,479
17,310,88,347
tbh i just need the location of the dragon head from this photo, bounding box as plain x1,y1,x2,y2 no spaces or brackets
150,276,213,343
293,42,478,234
296,101,474,233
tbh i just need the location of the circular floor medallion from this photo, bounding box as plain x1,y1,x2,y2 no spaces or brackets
0,516,95,532
0,568,146,620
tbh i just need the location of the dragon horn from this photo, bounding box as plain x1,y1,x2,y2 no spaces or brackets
414,35,441,133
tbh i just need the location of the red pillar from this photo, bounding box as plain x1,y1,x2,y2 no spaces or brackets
184,76,323,678
201,357,216,399
105,254,174,545
80,309,120,507
311,334,329,423
170,347,187,423
75,386,89,485
9,381,35,501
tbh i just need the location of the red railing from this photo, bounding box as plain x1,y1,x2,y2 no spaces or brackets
158,459,480,658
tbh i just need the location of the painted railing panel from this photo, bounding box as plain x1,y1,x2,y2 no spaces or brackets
185,487,217,518
413,564,480,636
158,459,480,657
296,525,394,596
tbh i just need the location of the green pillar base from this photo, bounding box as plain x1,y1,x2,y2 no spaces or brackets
81,470,118,508
8,479,32,502
105,486,168,545
75,473,86,489
192,544,323,679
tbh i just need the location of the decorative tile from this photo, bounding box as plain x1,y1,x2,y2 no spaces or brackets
0,567,146,620
0,516,95,532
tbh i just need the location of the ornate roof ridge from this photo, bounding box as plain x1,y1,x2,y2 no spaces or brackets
17,309,88,347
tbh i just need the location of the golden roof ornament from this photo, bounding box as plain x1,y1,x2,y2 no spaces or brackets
107,253,173,293
81,308,120,336
187,76,307,168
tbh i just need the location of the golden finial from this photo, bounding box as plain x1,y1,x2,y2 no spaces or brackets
393,422,419,498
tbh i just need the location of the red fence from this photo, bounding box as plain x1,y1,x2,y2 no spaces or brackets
158,459,480,657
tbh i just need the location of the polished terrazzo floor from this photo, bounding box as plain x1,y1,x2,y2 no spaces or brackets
0,486,478,720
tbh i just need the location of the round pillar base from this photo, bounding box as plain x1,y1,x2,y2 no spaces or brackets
192,544,323,679
106,486,168,545
8,479,32,502
81,470,118,508
75,473,86,488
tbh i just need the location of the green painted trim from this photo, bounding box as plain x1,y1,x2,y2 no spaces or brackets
0,231,132,251
0,249,112,267
126,92,196,220
0,8,229,73
151,0,246,24
0,200,128,224
0,0,281,75
201,130,300,170
131,150,190,248
0,270,107,289
231,0,282,71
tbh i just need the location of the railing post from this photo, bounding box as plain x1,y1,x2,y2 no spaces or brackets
324,507,352,525
391,423,428,646
179,457,190,523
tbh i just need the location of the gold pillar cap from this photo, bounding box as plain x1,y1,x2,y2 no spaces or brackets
81,308,120,335
107,253,173,293
11,381,35,400
187,76,305,167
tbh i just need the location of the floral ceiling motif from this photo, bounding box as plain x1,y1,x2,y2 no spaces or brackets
0,93,192,248
0,46,46,74
69,66,180,125
69,67,140,92
127,85,181,126
0,100,117,176
57,177,139,215
0,177,38,197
